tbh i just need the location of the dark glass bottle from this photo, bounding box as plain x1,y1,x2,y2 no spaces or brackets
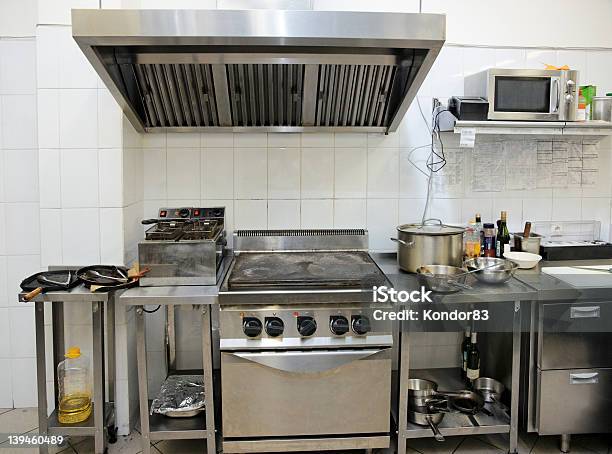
466,332,480,383
496,211,510,258
461,328,471,379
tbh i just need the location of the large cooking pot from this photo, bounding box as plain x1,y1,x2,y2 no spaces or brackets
391,219,465,273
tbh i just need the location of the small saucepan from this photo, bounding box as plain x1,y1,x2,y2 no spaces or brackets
407,407,445,442
473,377,505,403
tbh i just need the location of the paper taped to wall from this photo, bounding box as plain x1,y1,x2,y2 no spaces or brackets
470,138,599,192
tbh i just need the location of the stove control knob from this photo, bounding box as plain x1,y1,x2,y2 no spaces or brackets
243,317,262,338
352,315,371,335
330,316,349,336
178,208,190,218
265,317,284,337
297,316,317,337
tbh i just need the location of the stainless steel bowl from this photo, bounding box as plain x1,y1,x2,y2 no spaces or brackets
463,257,518,285
416,265,468,294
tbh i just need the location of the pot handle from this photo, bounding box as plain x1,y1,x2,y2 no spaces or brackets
422,218,443,226
390,237,414,247
427,417,445,442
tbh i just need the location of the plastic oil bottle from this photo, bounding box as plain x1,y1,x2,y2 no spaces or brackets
57,346,92,424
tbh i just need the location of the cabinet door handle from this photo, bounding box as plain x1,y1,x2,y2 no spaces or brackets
570,306,600,319
570,372,599,384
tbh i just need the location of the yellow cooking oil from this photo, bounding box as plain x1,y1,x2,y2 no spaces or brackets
58,392,92,424
57,346,92,424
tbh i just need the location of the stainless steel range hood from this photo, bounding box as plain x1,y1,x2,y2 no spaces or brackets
72,9,445,133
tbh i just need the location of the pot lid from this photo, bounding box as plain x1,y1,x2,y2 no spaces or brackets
398,219,465,236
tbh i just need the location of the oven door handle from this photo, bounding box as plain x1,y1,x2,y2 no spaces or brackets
227,348,389,374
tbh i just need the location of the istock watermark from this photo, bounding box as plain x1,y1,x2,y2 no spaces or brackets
372,285,433,303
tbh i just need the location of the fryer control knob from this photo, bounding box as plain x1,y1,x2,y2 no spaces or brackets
297,316,317,337
352,315,371,335
178,208,190,218
243,317,262,338
265,317,284,337
330,316,350,335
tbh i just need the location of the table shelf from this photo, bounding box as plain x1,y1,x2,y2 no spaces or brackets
405,368,510,439
454,120,612,137
47,403,114,437
148,403,207,441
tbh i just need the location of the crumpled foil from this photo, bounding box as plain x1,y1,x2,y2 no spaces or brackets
150,375,205,416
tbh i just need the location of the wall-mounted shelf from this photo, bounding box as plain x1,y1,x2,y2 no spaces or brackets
454,120,612,137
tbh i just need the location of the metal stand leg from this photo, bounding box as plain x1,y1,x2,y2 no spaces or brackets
106,296,117,444
397,324,410,454
201,306,216,454
136,307,151,454
508,301,522,454
560,434,571,453
35,302,49,454
166,305,176,374
52,302,65,407
93,302,106,454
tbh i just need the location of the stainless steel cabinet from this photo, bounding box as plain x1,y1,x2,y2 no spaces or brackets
537,368,612,435
540,302,612,369
525,300,612,446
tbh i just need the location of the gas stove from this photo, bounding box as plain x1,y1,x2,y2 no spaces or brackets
138,207,227,286
218,229,393,452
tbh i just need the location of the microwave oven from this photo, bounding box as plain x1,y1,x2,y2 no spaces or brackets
465,68,579,121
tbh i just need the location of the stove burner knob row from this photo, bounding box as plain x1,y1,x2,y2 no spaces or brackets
243,317,263,338
297,316,317,337
265,317,284,337
352,315,371,335
330,316,349,336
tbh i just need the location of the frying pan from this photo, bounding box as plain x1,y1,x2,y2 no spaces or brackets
77,265,138,293
20,270,80,302
408,407,445,442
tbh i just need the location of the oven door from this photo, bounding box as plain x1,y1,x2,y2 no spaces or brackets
221,348,392,438
488,69,563,121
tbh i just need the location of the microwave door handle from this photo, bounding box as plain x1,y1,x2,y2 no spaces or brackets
552,78,560,113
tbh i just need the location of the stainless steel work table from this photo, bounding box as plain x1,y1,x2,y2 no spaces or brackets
372,253,536,454
18,285,118,454
120,286,218,454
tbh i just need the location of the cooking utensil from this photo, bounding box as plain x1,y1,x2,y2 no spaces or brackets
416,265,471,293
569,266,612,273
464,257,518,284
473,377,505,403
20,270,80,302
513,232,542,254
445,390,485,414
407,408,445,442
77,265,138,293
592,96,612,122
391,219,465,273
503,251,542,269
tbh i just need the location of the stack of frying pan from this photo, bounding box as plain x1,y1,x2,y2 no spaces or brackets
407,377,505,441
20,265,149,302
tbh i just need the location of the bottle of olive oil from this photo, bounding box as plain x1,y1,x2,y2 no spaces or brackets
57,347,92,424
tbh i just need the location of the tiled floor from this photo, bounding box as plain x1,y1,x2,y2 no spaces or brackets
0,408,610,453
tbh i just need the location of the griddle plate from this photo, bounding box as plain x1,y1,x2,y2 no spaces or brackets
228,251,386,290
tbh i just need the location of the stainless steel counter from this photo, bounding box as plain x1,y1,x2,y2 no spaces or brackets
372,253,537,303
120,285,219,306
515,259,612,301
